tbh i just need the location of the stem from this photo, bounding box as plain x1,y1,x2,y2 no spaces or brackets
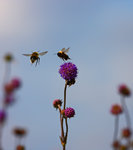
0,126,3,150
65,118,68,143
3,63,11,84
113,116,119,141
63,81,68,110
120,96,131,128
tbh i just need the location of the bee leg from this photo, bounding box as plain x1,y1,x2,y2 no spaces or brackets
38,57,40,64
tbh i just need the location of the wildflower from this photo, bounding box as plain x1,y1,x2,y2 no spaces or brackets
119,84,131,97
16,145,25,150
59,62,78,81
110,104,123,115
4,94,15,106
11,78,21,89
4,83,14,94
122,128,132,138
13,128,27,137
0,110,7,123
53,99,62,109
119,145,128,150
64,107,75,118
4,53,13,62
112,140,120,149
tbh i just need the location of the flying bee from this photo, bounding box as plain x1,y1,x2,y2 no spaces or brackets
23,51,48,66
57,47,70,61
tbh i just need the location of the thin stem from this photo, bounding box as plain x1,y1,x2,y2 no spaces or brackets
65,118,68,143
63,81,68,110
0,126,3,150
3,63,11,84
113,116,119,141
120,96,131,128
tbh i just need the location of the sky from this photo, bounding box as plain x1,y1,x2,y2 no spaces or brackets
0,0,133,150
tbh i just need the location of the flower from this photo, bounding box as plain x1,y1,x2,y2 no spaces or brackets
4,53,13,62
119,145,128,150
13,127,27,137
118,84,131,97
4,94,15,106
59,62,78,81
122,128,132,138
110,104,123,115
4,83,14,94
112,140,120,149
11,78,21,89
53,99,62,109
0,110,7,123
16,145,25,150
64,107,75,118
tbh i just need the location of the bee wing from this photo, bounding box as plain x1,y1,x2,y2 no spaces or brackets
61,47,70,53
22,54,32,56
39,51,48,56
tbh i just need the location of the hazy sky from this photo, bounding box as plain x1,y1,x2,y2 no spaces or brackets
0,0,133,150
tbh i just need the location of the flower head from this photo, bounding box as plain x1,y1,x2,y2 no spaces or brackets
110,104,123,115
64,107,75,118
122,128,132,138
13,127,27,137
11,78,21,89
16,145,25,150
0,110,7,123
118,84,131,97
112,140,120,149
4,83,14,94
59,62,78,81
53,99,62,109
4,94,15,106
4,53,13,62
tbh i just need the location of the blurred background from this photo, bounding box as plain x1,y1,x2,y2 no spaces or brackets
0,0,133,149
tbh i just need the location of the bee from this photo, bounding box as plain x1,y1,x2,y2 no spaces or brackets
23,51,48,66
57,47,70,61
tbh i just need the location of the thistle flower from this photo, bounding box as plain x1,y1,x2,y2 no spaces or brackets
122,128,132,138
53,99,62,109
0,110,7,123
11,78,21,89
119,84,131,97
64,107,75,118
110,104,123,115
59,62,78,81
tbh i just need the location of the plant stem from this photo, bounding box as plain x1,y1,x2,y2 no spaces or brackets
63,81,68,110
120,96,131,128
113,116,119,141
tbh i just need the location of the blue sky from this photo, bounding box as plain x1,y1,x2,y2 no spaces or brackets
0,0,133,150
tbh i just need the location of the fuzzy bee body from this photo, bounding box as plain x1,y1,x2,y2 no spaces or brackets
57,48,70,61
23,51,48,66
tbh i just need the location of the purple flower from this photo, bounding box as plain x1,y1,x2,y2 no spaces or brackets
11,78,21,89
4,94,15,106
0,110,7,123
59,62,78,81
64,107,75,118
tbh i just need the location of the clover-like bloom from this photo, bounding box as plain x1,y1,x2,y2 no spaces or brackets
4,94,15,106
53,99,62,109
112,140,120,149
110,104,123,115
64,107,75,118
59,62,78,81
122,128,132,138
13,127,27,137
118,84,131,97
11,78,21,89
